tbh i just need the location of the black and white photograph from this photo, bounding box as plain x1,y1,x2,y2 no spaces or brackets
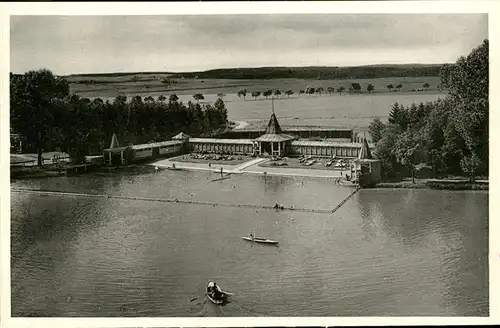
1,1,497,327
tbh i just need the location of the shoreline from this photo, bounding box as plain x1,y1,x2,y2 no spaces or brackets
374,180,488,191
150,158,489,190
11,159,489,191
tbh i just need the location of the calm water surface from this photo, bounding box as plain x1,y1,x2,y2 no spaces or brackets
11,168,488,316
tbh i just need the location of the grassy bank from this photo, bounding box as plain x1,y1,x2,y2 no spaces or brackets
11,165,65,180
375,178,488,190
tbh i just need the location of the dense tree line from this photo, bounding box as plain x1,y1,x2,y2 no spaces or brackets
171,64,444,80
10,69,228,165
369,40,488,182
63,64,443,81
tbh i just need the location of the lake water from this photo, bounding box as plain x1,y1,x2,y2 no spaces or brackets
11,168,488,317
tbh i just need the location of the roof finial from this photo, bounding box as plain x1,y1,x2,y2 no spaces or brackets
272,96,275,114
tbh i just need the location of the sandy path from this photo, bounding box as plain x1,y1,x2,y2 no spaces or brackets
232,121,249,130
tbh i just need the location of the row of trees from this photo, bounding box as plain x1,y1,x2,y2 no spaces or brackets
385,83,430,92
10,70,228,166
234,82,434,101
369,40,488,182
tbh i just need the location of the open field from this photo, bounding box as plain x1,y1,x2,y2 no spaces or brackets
70,76,443,99
182,91,444,132
68,75,445,133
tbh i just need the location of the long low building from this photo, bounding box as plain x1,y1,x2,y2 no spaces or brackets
289,140,362,158
102,112,376,167
103,135,184,166
189,138,256,154
220,126,354,140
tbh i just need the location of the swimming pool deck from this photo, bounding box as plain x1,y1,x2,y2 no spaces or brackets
152,157,344,179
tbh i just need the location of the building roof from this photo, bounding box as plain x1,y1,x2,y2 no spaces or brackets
253,113,296,142
233,126,354,132
359,137,373,159
265,113,283,134
109,133,120,149
104,140,182,152
172,132,191,140
291,140,362,148
254,134,295,142
132,140,182,150
189,138,254,145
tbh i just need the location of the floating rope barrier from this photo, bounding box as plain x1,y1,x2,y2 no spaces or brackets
11,188,334,214
331,186,361,213
210,175,232,182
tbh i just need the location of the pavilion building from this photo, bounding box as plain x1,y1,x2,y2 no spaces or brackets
254,112,296,157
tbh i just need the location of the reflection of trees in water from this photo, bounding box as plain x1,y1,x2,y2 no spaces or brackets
434,192,489,316
11,194,109,264
11,193,118,316
369,189,444,249
365,189,488,315
356,191,378,241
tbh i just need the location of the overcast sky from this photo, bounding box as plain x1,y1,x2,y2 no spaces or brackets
10,14,488,75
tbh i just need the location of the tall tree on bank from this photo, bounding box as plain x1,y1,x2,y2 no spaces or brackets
10,69,70,166
388,102,409,130
444,39,489,174
368,39,489,180
368,117,385,143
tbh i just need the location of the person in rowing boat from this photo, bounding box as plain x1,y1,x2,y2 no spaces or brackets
250,232,255,241
212,282,223,300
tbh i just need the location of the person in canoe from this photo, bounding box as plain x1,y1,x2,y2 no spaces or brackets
250,232,255,241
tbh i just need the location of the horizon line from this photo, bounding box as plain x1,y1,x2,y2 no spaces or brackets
10,62,453,77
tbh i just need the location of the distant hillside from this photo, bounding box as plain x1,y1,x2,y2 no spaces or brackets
61,64,448,81
169,64,447,80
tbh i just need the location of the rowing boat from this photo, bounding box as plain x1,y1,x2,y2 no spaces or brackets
206,281,230,305
241,236,279,245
